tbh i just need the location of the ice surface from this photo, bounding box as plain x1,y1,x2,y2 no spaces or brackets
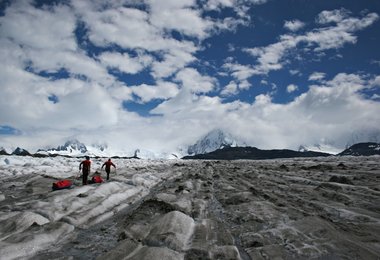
0,221,74,260
0,155,379,259
145,210,195,251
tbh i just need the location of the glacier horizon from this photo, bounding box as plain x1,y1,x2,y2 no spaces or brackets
2,128,380,159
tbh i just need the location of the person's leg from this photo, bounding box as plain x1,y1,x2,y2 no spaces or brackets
83,171,88,185
106,170,110,180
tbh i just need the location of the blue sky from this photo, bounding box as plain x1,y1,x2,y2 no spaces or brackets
0,0,380,154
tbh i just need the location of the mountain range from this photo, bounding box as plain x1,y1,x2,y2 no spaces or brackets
183,146,331,160
1,130,380,159
338,142,380,156
182,142,380,160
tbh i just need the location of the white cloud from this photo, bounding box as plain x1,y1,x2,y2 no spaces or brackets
98,52,153,75
244,35,298,74
151,47,197,79
0,1,379,155
306,12,379,51
316,8,349,24
204,0,268,12
239,80,252,90
0,65,120,130
75,5,158,51
205,0,235,10
284,20,305,32
223,62,256,82
309,72,326,81
371,76,380,86
148,0,213,40
244,10,379,75
0,1,115,86
214,16,251,32
221,81,238,96
174,68,216,93
0,2,77,51
287,84,298,93
130,81,180,103
151,72,380,150
289,70,301,76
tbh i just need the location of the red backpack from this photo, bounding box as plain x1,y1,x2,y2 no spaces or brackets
52,180,72,191
91,175,103,183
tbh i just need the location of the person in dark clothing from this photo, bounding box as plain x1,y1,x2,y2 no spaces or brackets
79,156,91,185
101,158,116,180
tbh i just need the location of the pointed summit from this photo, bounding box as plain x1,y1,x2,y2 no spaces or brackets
56,139,87,153
187,129,241,155
12,147,31,156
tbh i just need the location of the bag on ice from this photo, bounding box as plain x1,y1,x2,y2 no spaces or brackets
91,175,103,183
52,179,72,191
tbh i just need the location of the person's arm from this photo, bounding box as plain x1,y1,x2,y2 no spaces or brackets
101,163,105,169
79,161,83,170
112,162,116,168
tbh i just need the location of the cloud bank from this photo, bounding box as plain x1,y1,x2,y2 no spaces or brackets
0,0,379,154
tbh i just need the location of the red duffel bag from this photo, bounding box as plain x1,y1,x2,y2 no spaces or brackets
91,175,103,183
52,179,73,191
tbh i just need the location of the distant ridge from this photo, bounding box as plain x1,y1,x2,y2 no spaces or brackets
12,147,31,156
2,142,379,159
183,146,331,160
339,142,380,156
0,147,9,155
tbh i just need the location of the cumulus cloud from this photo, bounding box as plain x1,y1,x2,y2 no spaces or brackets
130,81,180,103
222,62,256,84
0,2,77,51
0,0,379,155
172,68,216,95
150,47,197,79
149,72,380,150
204,0,268,12
221,81,239,96
309,72,326,81
243,10,379,75
148,0,213,40
372,76,380,86
287,84,298,93
98,52,153,75
284,19,305,32
316,8,350,24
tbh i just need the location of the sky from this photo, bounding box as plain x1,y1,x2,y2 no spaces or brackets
1,0,380,154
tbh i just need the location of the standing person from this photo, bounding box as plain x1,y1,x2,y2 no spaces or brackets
79,156,91,185
101,158,116,180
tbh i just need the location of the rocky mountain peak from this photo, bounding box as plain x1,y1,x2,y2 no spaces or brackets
187,129,241,155
56,139,87,153
12,147,31,156
339,142,380,156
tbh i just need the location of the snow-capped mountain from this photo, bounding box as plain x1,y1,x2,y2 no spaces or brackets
56,139,88,153
339,142,380,156
37,139,88,156
298,130,380,155
345,130,380,148
35,140,159,159
298,144,342,155
0,147,8,155
12,147,31,156
187,129,243,155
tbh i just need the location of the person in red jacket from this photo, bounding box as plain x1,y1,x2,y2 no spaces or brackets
79,156,91,185
101,158,116,180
